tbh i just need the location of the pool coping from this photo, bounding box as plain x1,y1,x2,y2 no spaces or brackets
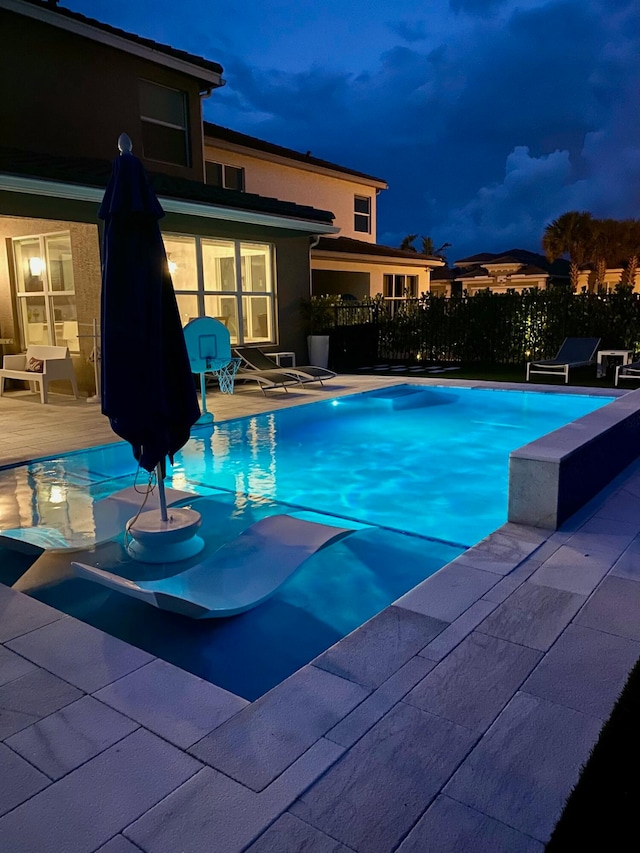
1,378,639,851
509,387,640,528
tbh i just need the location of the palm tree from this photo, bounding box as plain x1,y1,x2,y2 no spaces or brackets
590,218,625,290
621,219,640,289
421,237,452,257
400,234,451,258
400,234,418,252
542,211,593,291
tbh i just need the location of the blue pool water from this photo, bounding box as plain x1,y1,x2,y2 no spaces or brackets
175,384,612,546
1,384,614,699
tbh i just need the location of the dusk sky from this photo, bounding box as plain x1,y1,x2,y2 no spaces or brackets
65,0,639,261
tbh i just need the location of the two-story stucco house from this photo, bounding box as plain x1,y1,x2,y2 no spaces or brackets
0,0,339,394
431,249,571,296
576,267,640,293
202,123,445,303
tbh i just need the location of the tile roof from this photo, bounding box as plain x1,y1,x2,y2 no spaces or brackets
514,264,548,276
454,248,570,278
315,236,440,261
16,0,223,78
455,264,548,280
430,266,459,281
0,146,335,225
454,252,499,264
204,123,388,186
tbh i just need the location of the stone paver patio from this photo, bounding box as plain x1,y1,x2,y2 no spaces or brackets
1,376,639,852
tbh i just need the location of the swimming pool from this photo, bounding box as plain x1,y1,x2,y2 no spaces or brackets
0,383,613,549
175,384,612,546
1,384,614,699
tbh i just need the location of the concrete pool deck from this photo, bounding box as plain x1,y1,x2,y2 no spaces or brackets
1,375,639,852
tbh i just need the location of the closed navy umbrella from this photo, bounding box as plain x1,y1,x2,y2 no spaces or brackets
98,134,203,561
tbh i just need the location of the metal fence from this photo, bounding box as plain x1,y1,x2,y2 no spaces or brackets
325,290,640,369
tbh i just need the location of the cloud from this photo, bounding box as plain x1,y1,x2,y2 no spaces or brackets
432,147,577,257
448,0,508,16
387,20,429,42
421,123,640,260
64,0,639,262
384,1,639,250
203,0,639,257
208,56,353,145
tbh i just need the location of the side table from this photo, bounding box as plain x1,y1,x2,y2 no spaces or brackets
272,351,296,368
596,349,634,378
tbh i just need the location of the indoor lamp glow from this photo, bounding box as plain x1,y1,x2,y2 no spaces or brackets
29,256,45,276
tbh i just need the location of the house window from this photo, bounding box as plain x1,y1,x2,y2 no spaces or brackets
354,195,371,233
205,161,245,191
383,274,418,299
12,233,79,352
139,79,189,166
163,234,275,344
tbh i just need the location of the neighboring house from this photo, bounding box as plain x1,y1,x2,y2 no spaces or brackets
0,0,337,394
431,249,571,296
576,267,640,293
311,237,443,302
203,123,444,301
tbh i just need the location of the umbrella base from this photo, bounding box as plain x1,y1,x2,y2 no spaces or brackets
126,507,204,563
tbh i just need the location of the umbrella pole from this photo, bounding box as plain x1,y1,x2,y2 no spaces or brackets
127,455,203,563
126,454,203,562
156,460,169,522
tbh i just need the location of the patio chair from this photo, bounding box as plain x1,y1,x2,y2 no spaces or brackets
234,367,302,395
615,360,640,387
234,346,337,386
526,337,601,384
0,345,79,403
70,514,353,618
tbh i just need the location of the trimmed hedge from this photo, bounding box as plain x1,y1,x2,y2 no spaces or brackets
326,289,640,367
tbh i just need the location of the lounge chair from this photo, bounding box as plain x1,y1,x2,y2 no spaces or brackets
182,317,298,396
526,337,601,384
234,367,302,395
70,514,353,618
234,346,337,386
616,361,640,386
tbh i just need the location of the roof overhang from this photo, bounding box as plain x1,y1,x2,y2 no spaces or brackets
482,263,523,273
205,138,388,191
459,273,549,284
312,248,445,268
2,0,224,90
0,173,339,234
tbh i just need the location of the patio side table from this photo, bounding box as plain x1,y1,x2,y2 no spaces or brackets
596,349,634,378
272,351,296,367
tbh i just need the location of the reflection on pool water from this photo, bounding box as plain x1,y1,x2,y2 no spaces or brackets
0,384,614,549
0,384,614,699
176,384,612,546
